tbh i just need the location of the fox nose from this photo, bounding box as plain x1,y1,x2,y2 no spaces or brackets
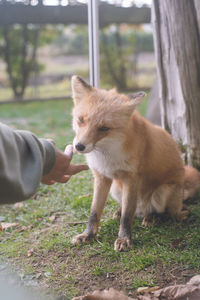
75,143,86,152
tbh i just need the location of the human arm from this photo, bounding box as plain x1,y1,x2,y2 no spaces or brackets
0,122,56,204
0,123,88,204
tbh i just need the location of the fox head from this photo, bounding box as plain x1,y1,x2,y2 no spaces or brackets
71,75,146,154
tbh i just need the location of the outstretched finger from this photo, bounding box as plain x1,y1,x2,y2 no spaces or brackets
66,163,89,175
64,144,73,160
41,179,56,185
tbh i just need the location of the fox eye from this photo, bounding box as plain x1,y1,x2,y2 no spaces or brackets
78,117,84,124
98,126,110,132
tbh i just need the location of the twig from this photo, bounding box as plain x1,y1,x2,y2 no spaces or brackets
66,220,88,225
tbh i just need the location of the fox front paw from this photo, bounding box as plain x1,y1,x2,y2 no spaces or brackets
114,237,132,252
72,232,94,245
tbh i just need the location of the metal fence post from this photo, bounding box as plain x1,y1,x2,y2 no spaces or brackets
88,0,100,88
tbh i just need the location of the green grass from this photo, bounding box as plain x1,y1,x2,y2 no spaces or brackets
0,80,72,102
0,99,200,299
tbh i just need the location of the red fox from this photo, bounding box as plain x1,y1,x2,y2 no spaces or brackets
71,75,200,251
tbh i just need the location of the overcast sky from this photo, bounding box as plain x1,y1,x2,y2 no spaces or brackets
44,0,152,7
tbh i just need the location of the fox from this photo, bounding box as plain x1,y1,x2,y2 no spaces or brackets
71,75,200,252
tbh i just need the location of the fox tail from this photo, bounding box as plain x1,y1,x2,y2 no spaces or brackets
184,166,200,200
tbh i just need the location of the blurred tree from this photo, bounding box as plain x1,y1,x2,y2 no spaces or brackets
0,25,59,100
54,25,88,55
100,25,153,91
100,25,131,90
135,32,154,53
152,0,200,166
53,23,154,91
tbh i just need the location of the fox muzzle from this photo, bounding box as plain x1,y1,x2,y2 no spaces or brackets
75,143,86,152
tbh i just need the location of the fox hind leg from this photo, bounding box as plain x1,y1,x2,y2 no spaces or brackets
142,213,159,227
113,207,121,220
151,183,184,221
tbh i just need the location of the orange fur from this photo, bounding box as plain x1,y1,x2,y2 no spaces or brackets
184,166,200,200
71,75,200,251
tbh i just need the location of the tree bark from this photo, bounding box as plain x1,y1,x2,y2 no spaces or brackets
152,0,200,166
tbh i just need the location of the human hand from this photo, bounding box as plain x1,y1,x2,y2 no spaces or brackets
41,144,88,185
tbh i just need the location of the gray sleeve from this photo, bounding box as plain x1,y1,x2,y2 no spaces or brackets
0,123,56,204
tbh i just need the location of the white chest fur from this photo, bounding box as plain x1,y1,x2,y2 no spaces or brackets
85,138,132,178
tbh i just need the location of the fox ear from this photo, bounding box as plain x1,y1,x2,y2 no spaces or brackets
127,91,146,108
71,75,93,104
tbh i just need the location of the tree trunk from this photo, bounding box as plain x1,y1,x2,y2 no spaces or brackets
152,0,200,166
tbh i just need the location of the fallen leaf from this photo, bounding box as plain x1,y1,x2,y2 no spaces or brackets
137,286,160,294
49,214,56,222
72,288,134,300
20,224,33,232
0,222,19,230
13,202,24,209
71,276,200,300
27,249,34,257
